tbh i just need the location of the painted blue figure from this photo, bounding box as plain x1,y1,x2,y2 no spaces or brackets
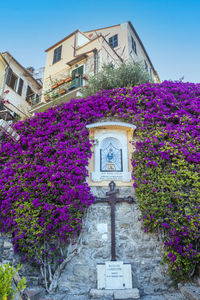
107,148,114,162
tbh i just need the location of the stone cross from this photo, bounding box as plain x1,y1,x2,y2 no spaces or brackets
95,181,135,261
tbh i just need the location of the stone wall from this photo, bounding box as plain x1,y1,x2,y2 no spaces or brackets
0,186,178,299
0,232,41,288
57,186,173,298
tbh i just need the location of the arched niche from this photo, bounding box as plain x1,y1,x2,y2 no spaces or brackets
86,121,136,186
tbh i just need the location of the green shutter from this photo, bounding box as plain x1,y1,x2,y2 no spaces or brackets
17,78,24,96
6,67,13,86
71,66,84,79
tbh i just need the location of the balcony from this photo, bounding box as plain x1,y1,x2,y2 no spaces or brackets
29,76,86,115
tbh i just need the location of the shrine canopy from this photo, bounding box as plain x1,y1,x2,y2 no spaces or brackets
86,121,136,130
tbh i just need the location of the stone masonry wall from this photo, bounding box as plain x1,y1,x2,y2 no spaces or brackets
0,186,177,299
57,186,173,298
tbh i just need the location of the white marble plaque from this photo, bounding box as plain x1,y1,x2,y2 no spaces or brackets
105,261,124,289
97,262,132,290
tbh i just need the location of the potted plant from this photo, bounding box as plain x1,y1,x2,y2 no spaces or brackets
64,76,72,83
59,88,66,96
44,91,51,102
82,74,88,80
51,80,59,90
57,80,65,86
44,96,51,102
51,92,59,100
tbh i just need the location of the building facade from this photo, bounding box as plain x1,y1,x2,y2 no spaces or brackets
0,52,42,120
30,21,160,115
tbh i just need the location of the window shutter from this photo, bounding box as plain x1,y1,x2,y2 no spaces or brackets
6,67,13,86
53,45,62,64
71,65,84,79
26,85,31,101
17,78,24,96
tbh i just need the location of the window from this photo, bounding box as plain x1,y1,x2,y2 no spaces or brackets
6,67,18,91
53,45,62,64
17,78,24,96
26,85,34,102
131,36,137,54
109,34,118,48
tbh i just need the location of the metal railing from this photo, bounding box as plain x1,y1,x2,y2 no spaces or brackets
30,76,83,108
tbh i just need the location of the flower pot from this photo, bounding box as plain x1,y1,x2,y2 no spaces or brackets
65,77,72,83
52,92,59,99
59,89,66,95
45,96,51,102
57,80,65,86
82,74,88,80
51,83,58,90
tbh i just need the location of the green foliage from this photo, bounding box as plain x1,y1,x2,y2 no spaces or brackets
133,126,200,281
82,62,151,97
0,263,26,299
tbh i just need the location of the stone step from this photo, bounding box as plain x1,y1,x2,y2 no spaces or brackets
180,284,200,300
89,288,140,299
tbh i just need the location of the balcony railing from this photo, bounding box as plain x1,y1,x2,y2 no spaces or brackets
27,94,41,107
43,76,83,103
30,74,87,111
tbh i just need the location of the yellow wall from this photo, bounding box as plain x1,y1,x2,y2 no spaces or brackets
87,126,135,187
42,34,121,100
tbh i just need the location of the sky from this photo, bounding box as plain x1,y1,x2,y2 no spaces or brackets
0,0,200,83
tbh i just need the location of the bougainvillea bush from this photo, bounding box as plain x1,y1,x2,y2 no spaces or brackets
0,81,199,284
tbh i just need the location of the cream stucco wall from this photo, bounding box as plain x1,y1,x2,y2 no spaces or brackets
2,53,41,120
85,22,158,82
0,55,7,97
42,34,122,102
41,22,159,107
85,24,128,61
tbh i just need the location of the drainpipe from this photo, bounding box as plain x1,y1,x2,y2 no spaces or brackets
74,30,78,57
93,49,98,75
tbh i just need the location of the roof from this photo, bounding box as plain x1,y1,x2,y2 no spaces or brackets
2,52,42,89
44,21,158,77
84,23,120,33
0,53,8,66
86,121,136,129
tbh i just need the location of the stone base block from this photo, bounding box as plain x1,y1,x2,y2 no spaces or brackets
25,287,44,300
89,289,140,299
180,284,200,300
114,289,140,299
89,289,114,298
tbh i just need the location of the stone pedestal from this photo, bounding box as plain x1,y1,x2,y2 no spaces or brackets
89,288,140,299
